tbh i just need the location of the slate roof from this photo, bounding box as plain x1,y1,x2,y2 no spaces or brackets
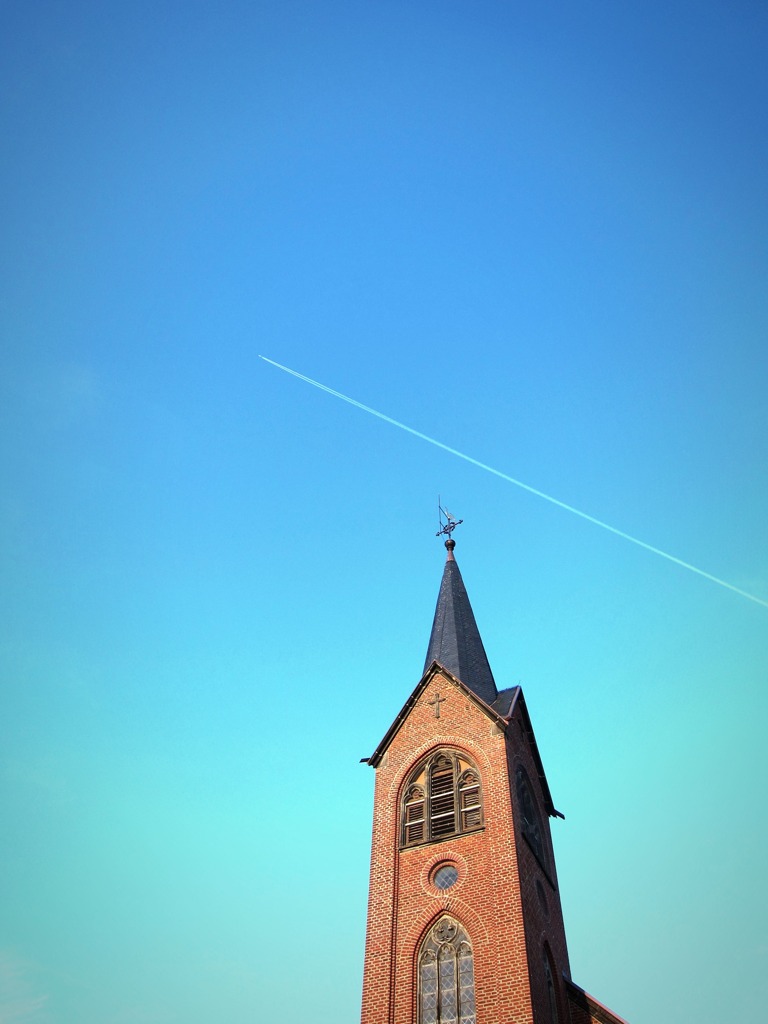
423,539,498,706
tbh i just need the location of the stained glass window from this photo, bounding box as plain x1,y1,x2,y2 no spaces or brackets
458,943,476,1024
433,863,459,890
421,951,438,1024
418,917,475,1024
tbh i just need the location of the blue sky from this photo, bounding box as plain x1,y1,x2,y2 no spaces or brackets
1,2,767,1022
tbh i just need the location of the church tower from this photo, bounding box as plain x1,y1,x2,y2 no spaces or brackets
360,536,628,1024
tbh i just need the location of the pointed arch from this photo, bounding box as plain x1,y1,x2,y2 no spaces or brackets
515,764,548,868
418,915,476,1024
401,750,484,848
543,943,560,1024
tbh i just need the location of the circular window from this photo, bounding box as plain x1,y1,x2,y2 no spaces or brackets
432,863,459,890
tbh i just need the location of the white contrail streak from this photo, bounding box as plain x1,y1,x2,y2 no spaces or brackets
259,355,768,610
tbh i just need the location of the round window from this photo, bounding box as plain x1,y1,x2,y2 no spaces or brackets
432,864,459,890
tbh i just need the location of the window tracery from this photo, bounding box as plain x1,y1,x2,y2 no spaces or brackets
401,752,483,848
419,916,476,1024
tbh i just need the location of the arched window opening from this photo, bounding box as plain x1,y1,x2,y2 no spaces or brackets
430,756,457,838
401,752,484,848
404,785,426,845
458,770,481,831
515,765,546,867
543,947,559,1024
419,917,476,1024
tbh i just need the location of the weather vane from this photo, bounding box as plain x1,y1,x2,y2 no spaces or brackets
436,499,463,540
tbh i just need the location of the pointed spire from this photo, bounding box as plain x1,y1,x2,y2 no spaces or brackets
424,539,498,706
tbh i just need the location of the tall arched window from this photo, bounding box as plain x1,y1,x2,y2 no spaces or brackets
419,916,476,1024
543,946,559,1024
402,752,483,848
515,765,547,867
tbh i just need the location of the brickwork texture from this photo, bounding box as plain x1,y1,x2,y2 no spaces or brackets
360,667,577,1024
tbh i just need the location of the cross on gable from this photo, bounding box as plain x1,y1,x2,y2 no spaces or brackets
427,691,447,719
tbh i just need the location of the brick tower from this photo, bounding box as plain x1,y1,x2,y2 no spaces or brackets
360,537,628,1024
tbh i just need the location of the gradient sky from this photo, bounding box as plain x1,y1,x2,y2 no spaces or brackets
1,3,767,1023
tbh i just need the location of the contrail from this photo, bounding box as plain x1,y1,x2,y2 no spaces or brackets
259,355,768,609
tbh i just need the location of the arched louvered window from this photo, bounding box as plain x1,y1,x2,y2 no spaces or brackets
403,785,427,845
429,756,456,838
401,752,484,848
419,916,476,1024
458,769,481,832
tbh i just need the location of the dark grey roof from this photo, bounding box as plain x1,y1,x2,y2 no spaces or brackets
423,541,498,706
490,686,519,718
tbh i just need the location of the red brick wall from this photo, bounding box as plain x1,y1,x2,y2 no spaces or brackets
361,669,571,1024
